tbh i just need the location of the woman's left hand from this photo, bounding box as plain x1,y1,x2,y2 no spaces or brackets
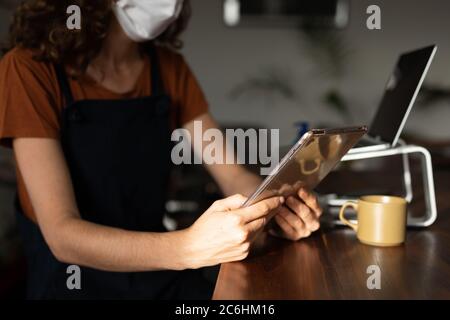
269,188,323,241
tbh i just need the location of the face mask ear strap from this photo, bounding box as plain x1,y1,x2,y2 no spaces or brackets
174,0,184,18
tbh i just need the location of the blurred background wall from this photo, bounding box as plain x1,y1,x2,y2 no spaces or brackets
180,0,450,145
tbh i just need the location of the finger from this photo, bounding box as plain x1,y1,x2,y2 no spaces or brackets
236,196,284,223
286,197,319,231
245,217,266,235
274,214,298,239
278,207,306,232
279,183,294,197
245,205,283,234
277,212,312,240
298,188,323,217
212,194,248,211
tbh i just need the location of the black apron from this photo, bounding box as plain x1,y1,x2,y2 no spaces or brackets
15,46,213,299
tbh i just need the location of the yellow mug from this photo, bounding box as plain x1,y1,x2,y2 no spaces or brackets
339,195,407,246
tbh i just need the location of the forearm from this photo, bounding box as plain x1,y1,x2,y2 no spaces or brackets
184,114,262,197
47,216,189,272
214,165,262,197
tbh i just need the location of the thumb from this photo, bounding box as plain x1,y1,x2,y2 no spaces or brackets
234,196,284,223
211,194,248,211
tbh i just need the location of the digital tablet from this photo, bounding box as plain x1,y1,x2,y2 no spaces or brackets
242,126,368,207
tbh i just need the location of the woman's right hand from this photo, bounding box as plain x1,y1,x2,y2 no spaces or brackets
182,194,284,269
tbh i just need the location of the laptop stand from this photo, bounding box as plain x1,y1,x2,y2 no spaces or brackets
324,142,437,227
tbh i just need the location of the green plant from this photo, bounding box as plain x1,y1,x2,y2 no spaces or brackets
300,26,351,79
229,66,298,102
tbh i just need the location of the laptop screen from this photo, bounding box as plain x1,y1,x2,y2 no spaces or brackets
368,45,436,145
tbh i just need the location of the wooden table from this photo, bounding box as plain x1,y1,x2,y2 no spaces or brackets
213,169,450,300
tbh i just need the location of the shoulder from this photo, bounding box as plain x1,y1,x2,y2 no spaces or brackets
2,47,50,71
0,48,62,147
0,47,59,94
1,47,57,85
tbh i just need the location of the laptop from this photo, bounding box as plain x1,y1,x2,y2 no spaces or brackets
350,45,437,154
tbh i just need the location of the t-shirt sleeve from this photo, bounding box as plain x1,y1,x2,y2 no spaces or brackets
0,49,61,148
164,50,209,126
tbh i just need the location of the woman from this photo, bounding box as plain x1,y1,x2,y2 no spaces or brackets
0,0,322,299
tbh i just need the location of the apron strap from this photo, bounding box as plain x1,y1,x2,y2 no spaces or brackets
148,45,165,96
54,64,75,106
148,44,175,126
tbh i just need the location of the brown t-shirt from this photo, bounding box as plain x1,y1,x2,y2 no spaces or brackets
0,47,209,221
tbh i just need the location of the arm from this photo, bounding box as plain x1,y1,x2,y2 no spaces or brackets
14,138,187,272
183,113,262,197
14,138,282,271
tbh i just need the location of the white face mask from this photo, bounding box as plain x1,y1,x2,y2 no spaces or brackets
112,0,184,42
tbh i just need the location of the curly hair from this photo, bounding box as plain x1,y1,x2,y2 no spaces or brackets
2,0,191,75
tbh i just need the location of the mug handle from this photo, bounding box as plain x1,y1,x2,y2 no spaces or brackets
339,201,358,231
